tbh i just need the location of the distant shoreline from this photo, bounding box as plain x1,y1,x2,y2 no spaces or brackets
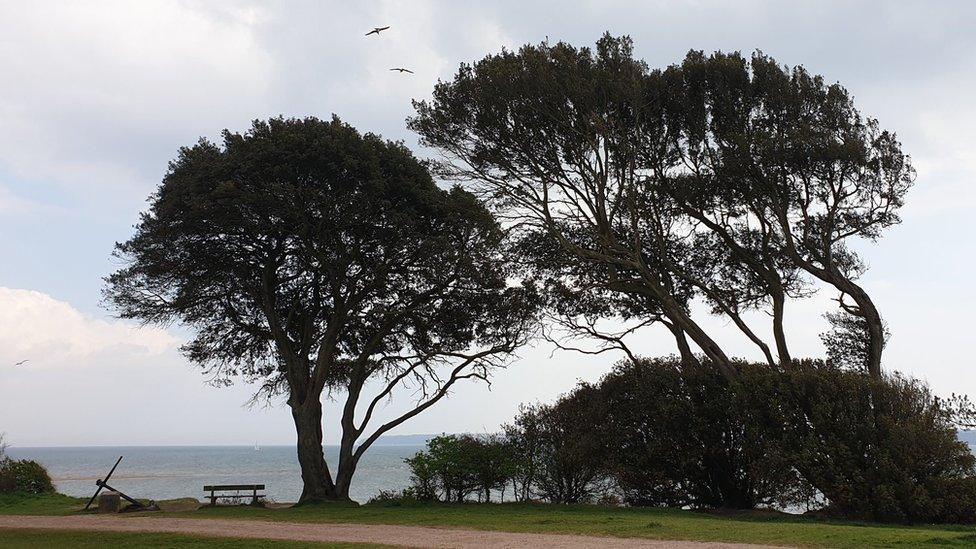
6,434,439,449
11,430,975,448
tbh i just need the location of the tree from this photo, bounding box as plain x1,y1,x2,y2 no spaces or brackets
470,434,515,502
410,35,736,376
403,450,438,501
661,51,913,376
406,434,515,503
778,365,976,523
410,34,913,377
105,116,537,502
502,404,544,501
511,388,612,504
598,358,804,509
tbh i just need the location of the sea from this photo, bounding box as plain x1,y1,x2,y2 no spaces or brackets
5,445,424,504
8,433,976,505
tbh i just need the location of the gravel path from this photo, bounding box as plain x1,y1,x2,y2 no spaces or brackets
0,515,789,548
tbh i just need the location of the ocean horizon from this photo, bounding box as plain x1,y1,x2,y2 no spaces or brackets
6,444,426,504
9,433,976,505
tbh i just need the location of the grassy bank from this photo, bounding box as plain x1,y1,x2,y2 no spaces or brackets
0,528,382,548
3,493,976,547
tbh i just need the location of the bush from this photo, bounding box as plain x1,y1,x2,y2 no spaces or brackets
366,488,419,506
405,434,515,503
599,358,805,510
548,357,976,523
511,385,613,504
0,458,55,495
779,364,976,523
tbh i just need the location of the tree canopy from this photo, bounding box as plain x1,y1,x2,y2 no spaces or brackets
410,34,913,376
105,116,538,501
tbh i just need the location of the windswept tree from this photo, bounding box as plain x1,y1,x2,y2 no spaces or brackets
410,34,912,376
662,51,913,376
410,35,738,376
105,116,537,502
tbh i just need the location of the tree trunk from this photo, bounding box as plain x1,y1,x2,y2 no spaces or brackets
290,398,338,503
771,289,792,369
844,284,885,378
796,263,885,377
777,227,884,378
665,322,699,366
333,455,357,502
659,294,736,379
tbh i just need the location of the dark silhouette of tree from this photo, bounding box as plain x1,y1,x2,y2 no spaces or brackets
663,51,913,376
507,390,611,504
410,34,913,377
410,35,737,376
105,116,537,502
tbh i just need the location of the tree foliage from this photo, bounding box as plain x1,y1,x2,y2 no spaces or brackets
598,358,803,509
405,434,515,503
781,365,976,523
531,357,976,522
105,116,538,501
0,434,55,496
410,34,914,376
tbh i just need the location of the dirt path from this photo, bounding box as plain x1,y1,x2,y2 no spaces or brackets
0,515,789,548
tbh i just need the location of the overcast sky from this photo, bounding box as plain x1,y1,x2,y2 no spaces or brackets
1,0,974,447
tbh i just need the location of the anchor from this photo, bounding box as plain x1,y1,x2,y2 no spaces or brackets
84,456,149,511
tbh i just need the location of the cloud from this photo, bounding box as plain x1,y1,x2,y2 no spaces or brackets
0,0,273,191
0,287,178,367
0,185,50,217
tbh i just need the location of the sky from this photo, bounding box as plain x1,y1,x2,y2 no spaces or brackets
1,0,974,447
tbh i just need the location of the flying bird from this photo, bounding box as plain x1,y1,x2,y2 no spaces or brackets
365,26,390,36
390,67,414,74
13,360,28,366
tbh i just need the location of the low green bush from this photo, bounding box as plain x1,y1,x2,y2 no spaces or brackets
0,458,55,495
598,358,976,523
365,488,420,506
405,434,516,503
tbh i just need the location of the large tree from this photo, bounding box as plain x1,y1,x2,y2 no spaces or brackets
660,50,913,376
410,34,912,377
105,116,537,502
410,35,738,376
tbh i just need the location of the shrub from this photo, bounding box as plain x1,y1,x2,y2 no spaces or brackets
550,357,976,522
405,434,515,503
0,458,55,494
366,488,419,506
502,407,543,502
404,452,438,502
779,364,976,523
520,385,613,504
599,358,805,509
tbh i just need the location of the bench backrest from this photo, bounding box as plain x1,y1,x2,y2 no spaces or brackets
203,484,265,491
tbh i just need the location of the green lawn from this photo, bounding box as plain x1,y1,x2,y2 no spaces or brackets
0,528,381,548
3,493,976,547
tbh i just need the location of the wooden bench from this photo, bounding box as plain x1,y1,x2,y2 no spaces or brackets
203,484,266,506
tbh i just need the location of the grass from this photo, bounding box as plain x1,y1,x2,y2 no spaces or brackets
0,492,86,516
3,492,976,547
0,528,384,548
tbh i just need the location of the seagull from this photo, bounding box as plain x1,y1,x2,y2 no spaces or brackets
390,67,414,74
13,360,28,366
365,26,390,37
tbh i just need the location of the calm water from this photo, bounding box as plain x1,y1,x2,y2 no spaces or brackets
6,445,423,503
9,442,975,505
